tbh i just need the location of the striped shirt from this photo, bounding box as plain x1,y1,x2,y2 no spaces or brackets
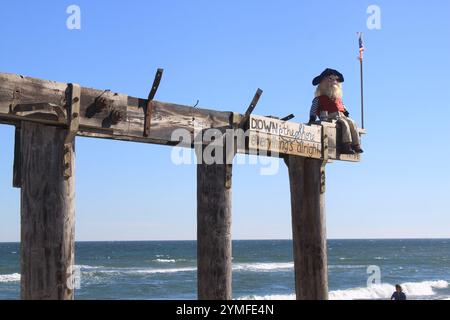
309,97,347,119
309,97,320,118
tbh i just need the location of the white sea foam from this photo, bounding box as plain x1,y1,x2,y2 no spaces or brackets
131,267,196,274
83,267,197,276
330,280,449,300
76,265,103,269
237,280,450,300
233,262,293,272
329,280,448,300
81,262,294,276
329,284,395,300
0,273,21,283
401,280,448,295
154,259,176,263
328,264,366,269
80,262,371,275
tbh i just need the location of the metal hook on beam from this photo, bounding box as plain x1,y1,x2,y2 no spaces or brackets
144,68,164,137
238,88,263,129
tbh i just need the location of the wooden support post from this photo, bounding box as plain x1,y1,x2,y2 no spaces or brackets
20,122,75,300
196,143,233,300
13,125,21,188
286,156,328,300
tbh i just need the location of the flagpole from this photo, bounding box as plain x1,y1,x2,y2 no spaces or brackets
360,54,364,129
358,32,365,129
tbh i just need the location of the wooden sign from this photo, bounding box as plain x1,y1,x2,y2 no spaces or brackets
248,115,322,158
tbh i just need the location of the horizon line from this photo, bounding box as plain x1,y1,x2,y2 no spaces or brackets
1,237,450,243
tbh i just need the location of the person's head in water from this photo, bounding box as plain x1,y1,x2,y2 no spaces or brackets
395,284,403,293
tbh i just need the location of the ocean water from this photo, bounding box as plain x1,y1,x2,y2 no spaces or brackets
0,239,449,300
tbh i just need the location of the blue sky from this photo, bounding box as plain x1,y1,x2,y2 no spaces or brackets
1,0,449,241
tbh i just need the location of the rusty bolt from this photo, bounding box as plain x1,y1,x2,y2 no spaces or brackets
94,97,110,111
109,109,125,125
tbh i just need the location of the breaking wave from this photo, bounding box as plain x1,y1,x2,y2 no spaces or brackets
0,273,21,283
237,280,449,300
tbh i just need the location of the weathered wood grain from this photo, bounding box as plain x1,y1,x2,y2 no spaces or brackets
287,156,328,300
196,145,232,300
20,122,75,300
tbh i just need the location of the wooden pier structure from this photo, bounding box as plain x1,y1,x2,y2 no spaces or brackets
0,70,364,300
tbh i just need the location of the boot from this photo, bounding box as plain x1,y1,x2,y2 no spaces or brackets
352,144,364,153
340,143,356,155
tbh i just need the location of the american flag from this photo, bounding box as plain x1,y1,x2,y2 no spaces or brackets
358,32,365,60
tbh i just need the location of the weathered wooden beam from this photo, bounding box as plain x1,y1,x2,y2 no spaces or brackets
286,156,328,300
196,143,233,300
0,72,232,146
20,122,75,300
0,72,363,162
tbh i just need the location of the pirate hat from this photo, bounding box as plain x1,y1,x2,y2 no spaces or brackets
312,68,344,86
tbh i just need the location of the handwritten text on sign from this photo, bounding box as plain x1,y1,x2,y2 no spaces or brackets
248,115,322,158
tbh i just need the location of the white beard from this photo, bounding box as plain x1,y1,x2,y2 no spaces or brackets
316,83,343,100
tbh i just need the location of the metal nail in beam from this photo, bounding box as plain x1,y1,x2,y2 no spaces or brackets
281,114,295,121
238,88,263,129
144,68,164,137
63,83,81,179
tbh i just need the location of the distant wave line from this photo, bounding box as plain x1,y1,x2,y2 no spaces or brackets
1,262,383,280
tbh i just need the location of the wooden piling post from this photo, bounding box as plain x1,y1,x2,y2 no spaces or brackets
286,156,328,300
20,122,75,300
196,142,233,300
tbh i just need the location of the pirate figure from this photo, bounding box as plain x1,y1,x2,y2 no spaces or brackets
309,68,363,154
